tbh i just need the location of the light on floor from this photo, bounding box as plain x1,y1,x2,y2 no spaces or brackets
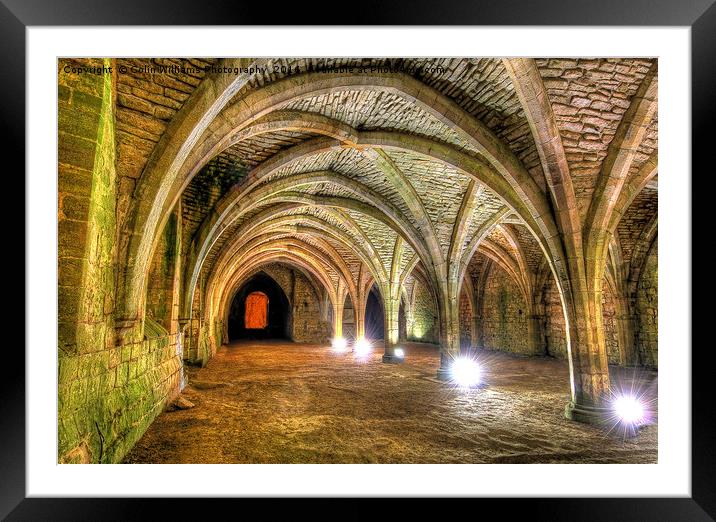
613,395,645,425
332,337,348,352
354,338,371,356
394,348,405,358
451,357,482,387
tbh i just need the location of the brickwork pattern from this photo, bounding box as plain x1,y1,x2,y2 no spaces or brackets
409,278,439,343
542,276,569,359
146,213,176,330
459,287,472,349
534,58,654,216
617,186,658,264
636,240,658,368
481,265,531,355
601,280,621,365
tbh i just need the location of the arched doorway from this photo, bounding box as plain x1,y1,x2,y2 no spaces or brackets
365,284,384,340
228,272,291,341
244,291,269,329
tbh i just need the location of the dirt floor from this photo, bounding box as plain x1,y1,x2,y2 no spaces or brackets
123,340,658,464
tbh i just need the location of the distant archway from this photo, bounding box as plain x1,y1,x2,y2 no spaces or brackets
365,284,385,340
228,272,291,340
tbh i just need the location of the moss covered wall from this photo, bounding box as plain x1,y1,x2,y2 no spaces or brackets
146,212,178,332
58,59,182,463
58,58,109,353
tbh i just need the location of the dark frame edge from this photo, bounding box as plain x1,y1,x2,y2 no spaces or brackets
1,0,26,520
692,1,716,520
7,0,714,519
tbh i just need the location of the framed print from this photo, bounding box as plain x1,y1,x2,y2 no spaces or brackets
8,0,713,519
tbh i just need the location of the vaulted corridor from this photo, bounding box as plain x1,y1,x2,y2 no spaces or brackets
58,57,659,464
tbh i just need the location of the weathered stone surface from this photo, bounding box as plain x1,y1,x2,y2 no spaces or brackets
535,58,656,217
166,396,195,411
481,264,532,355
636,240,658,368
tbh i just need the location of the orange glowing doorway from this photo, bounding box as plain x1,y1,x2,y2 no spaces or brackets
244,291,269,329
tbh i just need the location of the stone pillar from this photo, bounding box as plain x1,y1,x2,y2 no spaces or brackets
436,283,461,380
354,284,367,341
333,299,344,339
563,282,612,425
382,287,402,363
167,203,183,338
58,59,119,463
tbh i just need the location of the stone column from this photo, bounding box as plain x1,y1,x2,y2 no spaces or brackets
382,287,402,363
563,280,612,425
436,281,461,380
354,284,367,341
333,298,344,339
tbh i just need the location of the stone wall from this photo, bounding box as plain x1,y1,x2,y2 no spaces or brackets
481,265,531,355
636,239,658,368
541,276,568,359
408,278,439,343
58,334,182,463
145,213,177,331
459,286,472,349
58,59,182,463
602,280,621,365
541,275,626,364
291,273,331,343
58,58,114,354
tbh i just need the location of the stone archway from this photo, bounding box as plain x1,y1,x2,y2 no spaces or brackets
228,272,291,341
365,284,385,341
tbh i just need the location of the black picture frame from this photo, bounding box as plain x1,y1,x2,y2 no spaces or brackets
7,0,711,519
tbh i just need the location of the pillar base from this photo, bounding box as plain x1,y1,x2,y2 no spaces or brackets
564,401,611,426
382,354,403,364
436,367,451,381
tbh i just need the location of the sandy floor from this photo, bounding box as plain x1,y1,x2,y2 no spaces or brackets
123,340,658,464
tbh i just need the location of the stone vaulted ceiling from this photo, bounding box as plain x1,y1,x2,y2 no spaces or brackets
114,57,657,325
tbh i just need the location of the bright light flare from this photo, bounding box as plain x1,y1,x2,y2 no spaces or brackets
613,395,645,425
451,357,483,387
354,338,371,356
394,348,405,358
331,337,348,352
